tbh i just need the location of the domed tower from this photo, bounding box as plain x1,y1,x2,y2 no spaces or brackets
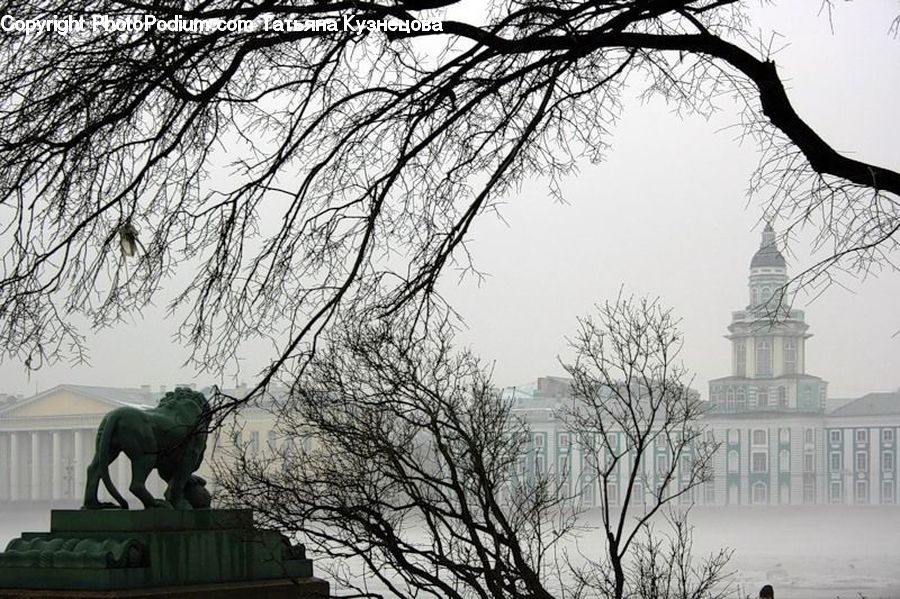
709,224,827,413
748,222,788,310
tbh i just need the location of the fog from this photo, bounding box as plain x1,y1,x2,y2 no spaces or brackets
2,2,900,598
0,2,897,397
5,503,900,598
3,506,899,598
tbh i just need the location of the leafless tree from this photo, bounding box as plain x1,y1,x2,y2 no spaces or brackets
215,299,731,598
0,1,897,408
562,294,726,599
215,308,573,598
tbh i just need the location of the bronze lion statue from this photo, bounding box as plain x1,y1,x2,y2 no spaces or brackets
82,387,212,510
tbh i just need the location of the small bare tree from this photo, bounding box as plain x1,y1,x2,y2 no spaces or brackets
215,308,572,598
216,298,731,598
562,294,726,599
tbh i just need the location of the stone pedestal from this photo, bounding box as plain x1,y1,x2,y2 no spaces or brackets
0,578,328,598
0,510,327,598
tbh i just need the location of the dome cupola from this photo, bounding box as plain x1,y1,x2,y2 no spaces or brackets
750,222,786,268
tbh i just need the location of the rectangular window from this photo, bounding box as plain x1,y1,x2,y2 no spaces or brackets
883,429,895,443
606,482,619,507
752,451,768,473
883,481,895,504
250,431,259,455
803,452,815,473
534,433,544,449
855,481,869,504
534,455,545,476
735,342,747,377
805,428,814,445
883,451,895,472
803,481,816,504
656,453,669,474
783,339,796,374
830,451,841,471
630,482,645,507
779,450,790,473
855,451,868,472
727,450,739,473
856,429,868,444
267,430,277,451
559,432,570,449
233,431,243,449
752,429,767,446
581,483,595,507
830,481,842,504
830,430,841,445
757,387,769,408
756,340,772,377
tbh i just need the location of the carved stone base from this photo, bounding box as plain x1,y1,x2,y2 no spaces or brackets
0,510,323,595
0,578,329,598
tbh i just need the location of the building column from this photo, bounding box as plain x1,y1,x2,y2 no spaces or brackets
52,430,62,501
31,432,40,500
9,432,18,502
74,429,85,501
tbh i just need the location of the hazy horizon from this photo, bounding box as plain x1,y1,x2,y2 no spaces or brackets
0,2,897,400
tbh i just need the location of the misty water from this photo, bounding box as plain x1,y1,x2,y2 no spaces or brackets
4,505,897,598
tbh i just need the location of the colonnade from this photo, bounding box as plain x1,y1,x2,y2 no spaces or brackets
0,429,152,503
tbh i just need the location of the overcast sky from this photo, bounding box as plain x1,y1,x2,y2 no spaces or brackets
1,1,897,399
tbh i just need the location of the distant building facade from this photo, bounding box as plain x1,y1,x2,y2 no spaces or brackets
1,227,897,507
0,384,278,505
504,226,899,507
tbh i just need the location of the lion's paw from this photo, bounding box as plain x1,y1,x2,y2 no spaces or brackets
82,501,123,510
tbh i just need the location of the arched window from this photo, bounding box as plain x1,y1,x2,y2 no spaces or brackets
725,387,735,411
756,339,772,376
752,481,769,504
784,339,797,374
710,385,722,409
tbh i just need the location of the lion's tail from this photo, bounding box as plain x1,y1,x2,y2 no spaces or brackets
97,418,129,509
